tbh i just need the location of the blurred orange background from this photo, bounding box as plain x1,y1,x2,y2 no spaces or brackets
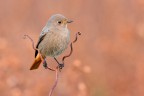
1,0,144,96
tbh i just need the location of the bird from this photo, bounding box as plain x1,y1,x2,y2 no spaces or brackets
30,14,73,70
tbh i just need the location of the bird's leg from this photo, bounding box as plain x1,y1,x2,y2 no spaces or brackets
43,59,48,69
36,50,48,69
37,50,55,71
42,58,55,71
54,57,64,70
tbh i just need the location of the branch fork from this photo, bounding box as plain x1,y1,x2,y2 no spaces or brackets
24,32,81,96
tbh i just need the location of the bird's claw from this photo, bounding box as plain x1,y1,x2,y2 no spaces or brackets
43,60,48,69
58,64,64,70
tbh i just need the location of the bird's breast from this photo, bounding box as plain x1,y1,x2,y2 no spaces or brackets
39,30,70,57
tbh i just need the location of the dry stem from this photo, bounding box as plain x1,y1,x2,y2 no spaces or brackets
24,32,81,96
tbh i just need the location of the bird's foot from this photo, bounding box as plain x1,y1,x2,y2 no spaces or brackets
58,64,64,70
43,60,48,69
43,60,55,71
54,57,64,70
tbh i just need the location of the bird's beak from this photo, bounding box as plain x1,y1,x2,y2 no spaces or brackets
67,19,73,23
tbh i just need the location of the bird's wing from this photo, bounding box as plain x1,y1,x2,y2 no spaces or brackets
35,26,49,58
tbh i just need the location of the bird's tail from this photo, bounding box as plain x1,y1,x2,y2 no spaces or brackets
30,53,42,70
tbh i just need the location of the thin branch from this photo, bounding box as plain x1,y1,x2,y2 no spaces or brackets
23,32,81,96
48,67,59,96
23,34,37,50
62,32,81,64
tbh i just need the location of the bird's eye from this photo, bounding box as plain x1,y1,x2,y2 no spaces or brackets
58,21,62,24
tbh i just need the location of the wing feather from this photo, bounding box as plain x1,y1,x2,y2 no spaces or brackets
35,26,49,58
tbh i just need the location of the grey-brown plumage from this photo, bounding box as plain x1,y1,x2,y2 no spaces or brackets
30,14,73,70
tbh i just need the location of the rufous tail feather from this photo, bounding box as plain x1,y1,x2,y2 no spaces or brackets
30,53,42,70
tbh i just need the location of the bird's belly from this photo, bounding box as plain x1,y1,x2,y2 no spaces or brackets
39,34,69,57
45,41,68,57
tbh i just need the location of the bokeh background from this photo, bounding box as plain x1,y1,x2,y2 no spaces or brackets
1,0,144,96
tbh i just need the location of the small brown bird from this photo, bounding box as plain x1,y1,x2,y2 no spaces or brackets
30,14,73,70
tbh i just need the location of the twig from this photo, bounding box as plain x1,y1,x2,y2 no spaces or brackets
23,34,37,50
23,32,81,96
62,32,81,64
48,66,58,96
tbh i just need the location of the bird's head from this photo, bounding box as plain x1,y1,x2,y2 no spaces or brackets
47,14,73,29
